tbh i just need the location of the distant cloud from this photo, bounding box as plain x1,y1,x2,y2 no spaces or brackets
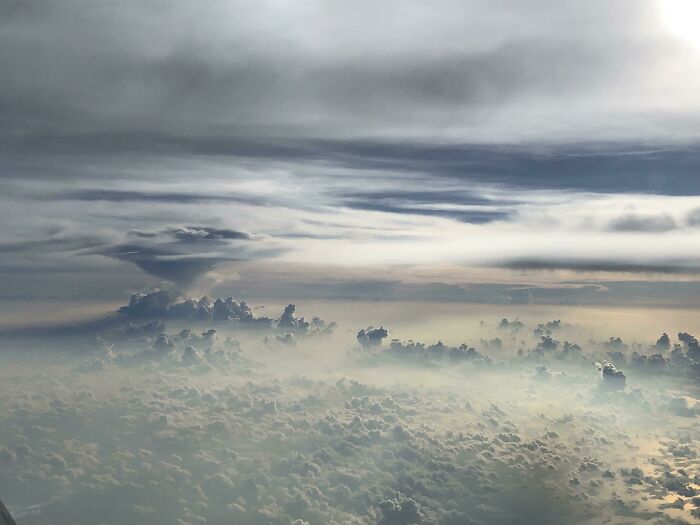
100,244,227,285
357,326,389,349
168,226,253,242
97,225,275,285
54,189,266,206
340,189,512,224
1,0,700,307
607,213,677,232
500,258,700,275
686,207,700,227
118,289,270,326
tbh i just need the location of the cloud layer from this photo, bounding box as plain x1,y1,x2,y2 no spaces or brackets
2,295,700,524
2,2,700,312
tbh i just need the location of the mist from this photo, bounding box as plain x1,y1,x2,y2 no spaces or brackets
1,292,699,524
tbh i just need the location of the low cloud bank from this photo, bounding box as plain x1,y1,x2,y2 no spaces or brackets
1,296,700,524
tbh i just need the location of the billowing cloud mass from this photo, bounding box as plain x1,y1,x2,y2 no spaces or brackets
2,293,700,524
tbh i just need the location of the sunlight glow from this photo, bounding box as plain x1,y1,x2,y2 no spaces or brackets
662,0,700,47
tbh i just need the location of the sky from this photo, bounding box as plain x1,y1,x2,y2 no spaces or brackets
2,0,700,319
4,3,700,524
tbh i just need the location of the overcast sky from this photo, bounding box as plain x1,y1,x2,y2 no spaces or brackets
2,0,700,313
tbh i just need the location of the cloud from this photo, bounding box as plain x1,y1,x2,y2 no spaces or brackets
118,289,178,318
53,190,267,206
1,0,699,151
95,224,273,285
340,189,512,224
310,142,700,196
277,305,310,334
2,0,700,308
378,493,432,524
595,362,627,391
118,289,272,326
168,226,253,242
102,244,226,285
500,258,700,274
687,207,700,227
607,213,677,233
386,338,490,365
667,397,697,418
357,327,389,349
4,305,700,524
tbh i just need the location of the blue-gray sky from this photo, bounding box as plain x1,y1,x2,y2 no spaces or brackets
2,0,700,313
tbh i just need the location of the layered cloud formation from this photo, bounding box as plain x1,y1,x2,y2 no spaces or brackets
1,1,700,308
2,293,700,524
2,0,700,145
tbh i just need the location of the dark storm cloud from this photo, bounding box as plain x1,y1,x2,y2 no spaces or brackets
0,221,268,289
96,225,275,284
100,244,226,285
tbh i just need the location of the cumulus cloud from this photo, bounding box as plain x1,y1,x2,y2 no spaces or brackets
595,362,627,391
357,327,389,349
114,292,336,343
655,332,671,351
277,305,310,334
118,289,271,326
2,309,700,524
378,493,432,524
118,289,180,318
386,338,490,365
